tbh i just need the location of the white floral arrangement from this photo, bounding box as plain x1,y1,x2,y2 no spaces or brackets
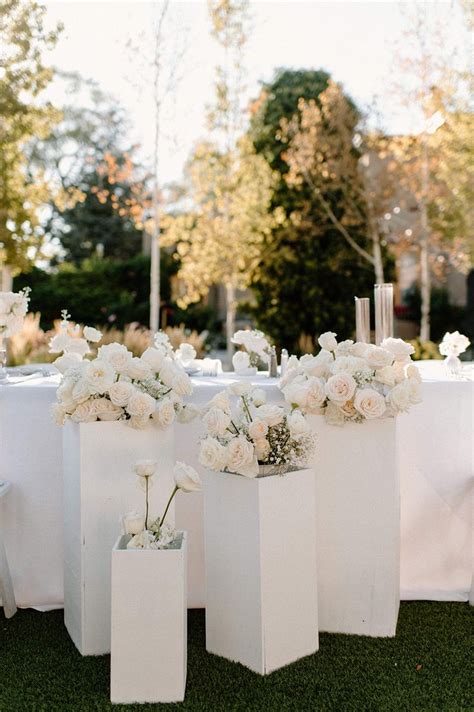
0,288,30,337
280,332,422,426
51,312,197,428
123,459,202,549
198,381,315,478
439,331,470,357
232,329,271,373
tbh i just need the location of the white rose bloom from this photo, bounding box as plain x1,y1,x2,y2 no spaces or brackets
126,391,156,419
228,381,253,397
176,403,201,423
387,381,411,413
141,346,166,372
250,388,266,407
199,436,228,471
325,373,357,404
158,360,177,387
176,343,196,364
256,404,284,426
305,376,326,411
83,326,103,343
153,397,176,428
64,338,90,357
57,378,75,405
51,403,68,426
203,407,231,437
350,342,369,358
287,410,310,438
171,370,193,396
374,365,397,387
393,361,407,383
129,415,149,429
93,398,123,421
232,350,251,373
254,438,270,460
53,352,82,375
331,356,367,375
72,376,91,403
248,418,269,441
283,381,308,410
154,331,170,346
439,331,470,356
318,331,338,351
407,378,423,405
134,459,157,478
335,339,354,356
127,357,152,381
108,381,136,407
365,346,394,370
380,337,415,363
206,391,231,413
354,388,386,419
325,401,345,426
122,511,145,536
227,435,258,478
406,364,422,383
97,343,132,373
71,400,97,423
286,355,300,370
49,332,72,354
174,461,202,492
84,359,116,395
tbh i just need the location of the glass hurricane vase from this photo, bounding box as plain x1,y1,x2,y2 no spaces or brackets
444,354,462,377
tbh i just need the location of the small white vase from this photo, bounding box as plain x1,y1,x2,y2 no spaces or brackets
444,354,462,376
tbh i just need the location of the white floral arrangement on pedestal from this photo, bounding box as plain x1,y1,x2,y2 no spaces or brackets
439,330,470,376
0,288,31,337
123,460,202,549
280,331,422,426
198,382,315,478
51,312,197,428
231,329,271,374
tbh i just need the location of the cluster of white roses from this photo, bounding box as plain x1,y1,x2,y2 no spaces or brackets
280,332,422,426
51,314,196,428
0,288,30,337
124,460,201,549
439,331,470,357
198,382,315,478
232,329,271,372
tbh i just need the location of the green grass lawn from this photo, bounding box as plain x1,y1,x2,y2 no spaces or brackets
0,602,472,711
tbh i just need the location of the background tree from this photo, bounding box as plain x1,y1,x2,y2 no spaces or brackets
0,0,61,288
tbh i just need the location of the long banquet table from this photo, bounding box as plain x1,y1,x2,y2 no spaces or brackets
0,362,472,610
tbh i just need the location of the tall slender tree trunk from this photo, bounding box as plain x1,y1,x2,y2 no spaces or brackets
1,266,13,292
225,282,236,361
419,135,431,342
371,227,385,284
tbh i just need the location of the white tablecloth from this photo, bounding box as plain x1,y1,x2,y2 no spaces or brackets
0,364,472,609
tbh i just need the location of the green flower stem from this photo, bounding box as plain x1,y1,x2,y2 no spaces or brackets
160,485,179,531
242,396,253,423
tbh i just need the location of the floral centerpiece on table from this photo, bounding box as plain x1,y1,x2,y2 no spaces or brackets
0,288,31,338
51,312,197,428
232,329,272,375
123,460,202,549
198,381,315,477
280,331,422,426
439,331,470,375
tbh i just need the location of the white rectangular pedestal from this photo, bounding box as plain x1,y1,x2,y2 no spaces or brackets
110,533,187,704
311,416,400,636
63,420,175,655
203,468,319,675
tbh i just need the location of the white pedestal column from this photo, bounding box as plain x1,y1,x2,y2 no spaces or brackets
110,533,187,704
311,416,400,636
62,421,174,655
203,468,319,675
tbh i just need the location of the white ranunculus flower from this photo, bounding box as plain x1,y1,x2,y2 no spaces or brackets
171,370,193,396
354,388,386,419
318,331,338,351
141,346,166,372
83,326,103,343
203,407,231,437
122,511,145,536
53,352,83,374
439,330,470,357
71,400,97,423
255,404,284,426
228,381,253,397
176,403,200,423
325,373,357,404
199,436,228,471
134,459,157,478
84,359,116,395
254,438,270,460
206,391,231,413
174,461,202,492
108,381,136,407
387,381,411,413
49,332,72,354
93,398,123,421
350,342,369,358
380,337,415,363
64,338,90,357
97,343,132,373
153,397,176,428
305,376,326,412
325,401,345,426
365,345,394,370
232,350,251,373
127,357,152,381
227,435,258,478
406,364,422,383
126,391,156,419
287,410,310,438
248,418,269,441
374,365,397,387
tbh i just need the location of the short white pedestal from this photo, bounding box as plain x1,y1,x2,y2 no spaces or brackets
311,416,400,636
110,533,187,704
203,468,319,675
63,421,175,656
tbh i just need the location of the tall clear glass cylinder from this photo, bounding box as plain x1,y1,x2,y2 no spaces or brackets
354,297,370,343
374,284,394,346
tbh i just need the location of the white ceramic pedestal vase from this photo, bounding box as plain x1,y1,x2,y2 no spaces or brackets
203,468,319,675
62,420,175,656
311,415,400,637
110,533,187,704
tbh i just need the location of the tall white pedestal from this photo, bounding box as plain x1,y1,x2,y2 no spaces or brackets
110,533,187,704
311,416,400,636
203,468,319,675
62,421,174,655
